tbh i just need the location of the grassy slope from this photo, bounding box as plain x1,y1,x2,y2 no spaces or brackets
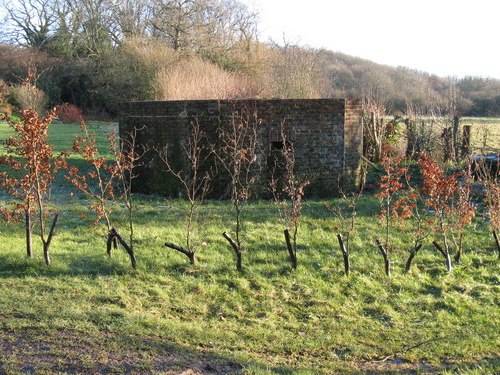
0,121,499,374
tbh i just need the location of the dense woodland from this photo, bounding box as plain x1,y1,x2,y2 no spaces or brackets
0,0,500,117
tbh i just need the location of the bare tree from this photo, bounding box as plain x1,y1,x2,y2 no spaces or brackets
217,105,260,271
0,0,63,48
67,120,119,256
404,101,439,158
150,0,257,54
325,171,366,276
109,126,148,269
158,119,212,264
266,38,325,99
362,88,389,162
270,120,309,270
0,83,66,265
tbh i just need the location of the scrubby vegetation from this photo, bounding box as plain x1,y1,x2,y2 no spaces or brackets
1,0,500,117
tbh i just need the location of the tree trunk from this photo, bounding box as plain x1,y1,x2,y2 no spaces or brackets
43,242,51,266
110,228,137,269
452,115,461,161
405,244,423,273
41,214,59,266
432,241,453,272
223,231,242,271
375,238,391,277
284,229,297,269
25,211,32,258
106,230,113,257
336,233,350,276
164,242,196,265
493,230,500,259
106,230,119,257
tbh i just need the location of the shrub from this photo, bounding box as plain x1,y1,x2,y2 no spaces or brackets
156,57,258,100
57,103,83,123
9,83,48,114
0,79,12,115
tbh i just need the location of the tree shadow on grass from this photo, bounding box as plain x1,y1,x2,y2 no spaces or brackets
0,325,498,374
0,325,314,375
0,252,131,278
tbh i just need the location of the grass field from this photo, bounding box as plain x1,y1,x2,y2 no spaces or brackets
0,121,499,374
463,117,500,153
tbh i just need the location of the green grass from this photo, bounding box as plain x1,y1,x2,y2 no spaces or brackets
0,120,117,157
463,117,500,153
0,121,499,374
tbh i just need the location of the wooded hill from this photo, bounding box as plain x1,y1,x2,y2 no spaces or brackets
0,0,499,117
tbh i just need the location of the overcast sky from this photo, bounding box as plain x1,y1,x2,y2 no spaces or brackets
243,0,500,79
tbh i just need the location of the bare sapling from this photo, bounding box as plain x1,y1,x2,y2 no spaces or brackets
374,156,409,276
393,171,429,273
324,171,366,276
270,121,309,270
362,89,389,162
332,195,356,276
111,126,148,269
450,161,475,263
418,153,458,272
0,73,66,264
157,119,212,264
486,180,500,258
67,121,119,256
474,155,500,258
216,107,260,271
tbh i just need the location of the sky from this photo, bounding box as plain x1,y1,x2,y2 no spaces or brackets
243,0,500,79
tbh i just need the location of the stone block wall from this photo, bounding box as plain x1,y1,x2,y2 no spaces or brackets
119,99,362,197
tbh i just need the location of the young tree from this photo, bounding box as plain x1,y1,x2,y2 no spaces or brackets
418,153,459,272
68,123,146,269
158,119,212,264
450,163,475,263
485,180,500,258
325,169,367,276
111,126,147,269
362,89,389,162
217,106,260,271
474,156,499,258
66,121,118,256
0,103,66,265
391,172,429,273
270,120,309,270
374,156,408,276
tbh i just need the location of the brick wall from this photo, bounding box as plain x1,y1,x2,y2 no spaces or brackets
120,99,362,197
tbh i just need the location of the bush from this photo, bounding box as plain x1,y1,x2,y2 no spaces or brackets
0,79,12,115
9,83,48,113
155,56,258,100
57,103,83,123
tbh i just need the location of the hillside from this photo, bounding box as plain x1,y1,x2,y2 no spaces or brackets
0,0,499,117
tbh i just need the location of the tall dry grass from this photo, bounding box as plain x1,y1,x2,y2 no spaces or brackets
10,84,48,114
155,57,259,100
120,36,327,101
